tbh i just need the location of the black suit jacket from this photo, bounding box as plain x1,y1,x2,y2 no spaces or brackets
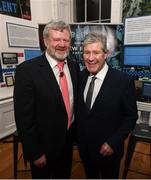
76,66,138,160
14,54,79,162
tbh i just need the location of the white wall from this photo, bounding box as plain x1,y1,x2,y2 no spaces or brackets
31,0,56,24
30,0,73,24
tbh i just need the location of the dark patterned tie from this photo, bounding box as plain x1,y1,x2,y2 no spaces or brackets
85,76,97,111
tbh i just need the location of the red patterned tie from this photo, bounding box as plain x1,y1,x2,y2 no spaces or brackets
57,62,70,129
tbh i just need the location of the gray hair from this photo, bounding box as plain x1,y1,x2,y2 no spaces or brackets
43,19,72,39
83,32,108,53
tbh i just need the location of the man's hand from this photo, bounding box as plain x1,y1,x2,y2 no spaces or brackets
100,142,114,156
33,154,47,167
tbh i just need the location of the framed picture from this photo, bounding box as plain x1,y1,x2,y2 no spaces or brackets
2,52,18,64
6,22,39,48
5,76,14,86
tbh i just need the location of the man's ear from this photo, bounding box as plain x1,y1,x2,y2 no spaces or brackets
43,38,48,48
104,52,108,59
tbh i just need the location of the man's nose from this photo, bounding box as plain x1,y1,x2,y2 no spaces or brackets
88,53,95,59
58,40,65,47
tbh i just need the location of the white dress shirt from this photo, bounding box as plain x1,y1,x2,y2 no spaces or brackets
84,62,109,109
45,52,74,124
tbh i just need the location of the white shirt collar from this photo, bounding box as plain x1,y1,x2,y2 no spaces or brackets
45,51,67,69
94,62,108,81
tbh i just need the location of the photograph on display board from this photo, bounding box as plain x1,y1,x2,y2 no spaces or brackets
123,0,151,21
5,75,14,86
0,0,31,20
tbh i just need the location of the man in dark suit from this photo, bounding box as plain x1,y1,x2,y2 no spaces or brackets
14,20,79,179
76,32,138,179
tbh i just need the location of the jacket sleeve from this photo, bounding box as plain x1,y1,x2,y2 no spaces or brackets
14,64,44,161
106,77,138,150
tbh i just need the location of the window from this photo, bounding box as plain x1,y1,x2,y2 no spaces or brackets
75,0,111,23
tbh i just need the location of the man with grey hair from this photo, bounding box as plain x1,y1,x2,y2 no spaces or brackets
14,20,79,178
76,32,138,178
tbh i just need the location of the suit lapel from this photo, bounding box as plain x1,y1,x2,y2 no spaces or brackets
67,59,76,95
80,70,90,111
90,67,113,112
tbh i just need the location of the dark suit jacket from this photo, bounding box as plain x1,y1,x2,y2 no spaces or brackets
76,66,138,161
14,54,79,162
